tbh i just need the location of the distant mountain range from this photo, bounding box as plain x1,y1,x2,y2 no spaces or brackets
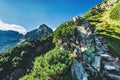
0,24,53,52
0,30,23,52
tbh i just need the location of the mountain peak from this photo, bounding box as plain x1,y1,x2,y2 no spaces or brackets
38,24,53,31
24,24,53,40
39,24,48,28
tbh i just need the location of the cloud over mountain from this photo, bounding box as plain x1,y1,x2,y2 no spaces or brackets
0,20,26,34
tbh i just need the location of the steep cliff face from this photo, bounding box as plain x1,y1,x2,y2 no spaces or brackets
55,16,120,80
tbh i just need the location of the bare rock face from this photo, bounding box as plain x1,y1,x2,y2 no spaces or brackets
57,16,120,80
71,59,89,80
58,16,99,80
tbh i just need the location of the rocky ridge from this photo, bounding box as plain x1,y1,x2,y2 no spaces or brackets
57,16,120,80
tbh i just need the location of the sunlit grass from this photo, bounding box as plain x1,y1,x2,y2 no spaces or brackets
100,1,120,25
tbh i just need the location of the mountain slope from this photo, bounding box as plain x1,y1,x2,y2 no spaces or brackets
0,34,55,80
83,0,120,58
0,0,120,80
20,0,120,80
0,30,23,52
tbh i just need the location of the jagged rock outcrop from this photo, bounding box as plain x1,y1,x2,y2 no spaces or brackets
71,59,89,80
57,16,120,80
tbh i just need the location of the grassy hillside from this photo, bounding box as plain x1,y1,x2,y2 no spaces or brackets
53,20,75,44
110,1,120,20
83,0,120,58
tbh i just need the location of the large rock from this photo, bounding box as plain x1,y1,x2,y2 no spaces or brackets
105,72,120,80
71,59,89,80
92,55,101,72
59,16,101,80
73,16,83,26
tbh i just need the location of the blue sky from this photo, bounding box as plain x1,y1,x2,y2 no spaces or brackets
0,0,103,33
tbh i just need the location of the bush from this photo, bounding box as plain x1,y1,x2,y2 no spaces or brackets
53,20,75,43
20,49,73,80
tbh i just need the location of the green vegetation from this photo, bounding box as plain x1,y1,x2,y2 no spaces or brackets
20,49,72,80
110,2,120,20
53,20,75,43
0,0,120,80
96,24,120,36
82,0,120,58
103,35,120,57
83,6,102,20
0,34,55,79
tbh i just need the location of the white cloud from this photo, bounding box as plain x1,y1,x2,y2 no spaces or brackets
0,20,27,34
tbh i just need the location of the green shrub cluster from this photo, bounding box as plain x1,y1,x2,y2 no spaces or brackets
20,49,72,80
53,20,75,43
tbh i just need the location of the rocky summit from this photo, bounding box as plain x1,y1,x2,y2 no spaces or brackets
23,24,53,40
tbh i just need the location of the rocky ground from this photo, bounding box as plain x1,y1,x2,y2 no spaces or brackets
96,35,120,80
58,16,120,80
